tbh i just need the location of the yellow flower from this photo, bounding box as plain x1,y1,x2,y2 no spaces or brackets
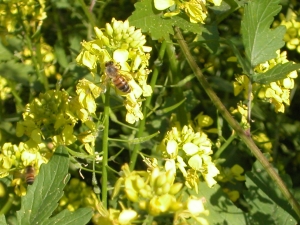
16,90,78,146
182,0,208,24
0,77,11,101
153,0,223,24
158,124,219,192
280,12,300,53
234,50,297,113
76,18,152,124
76,79,101,115
154,0,175,10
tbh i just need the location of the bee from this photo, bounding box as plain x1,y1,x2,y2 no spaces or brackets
104,61,131,93
25,165,35,185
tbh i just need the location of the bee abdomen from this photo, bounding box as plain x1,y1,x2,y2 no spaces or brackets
113,76,131,93
25,165,35,185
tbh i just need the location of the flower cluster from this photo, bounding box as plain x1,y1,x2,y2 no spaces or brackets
57,178,99,213
154,0,222,24
16,90,77,148
252,132,272,153
217,164,245,184
0,0,47,33
216,164,245,202
278,12,300,53
0,77,11,101
22,39,61,79
157,123,219,192
0,142,50,196
93,201,138,225
16,81,101,151
230,103,249,129
109,164,209,224
1,81,101,196
76,18,152,124
233,50,298,113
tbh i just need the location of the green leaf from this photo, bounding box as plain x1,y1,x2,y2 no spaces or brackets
195,22,219,53
43,208,93,225
0,60,33,86
128,131,160,144
54,43,69,69
183,90,200,112
252,62,300,84
128,0,201,41
0,215,7,225
241,0,286,69
156,98,186,115
244,160,298,224
16,146,92,225
198,182,246,224
226,39,251,75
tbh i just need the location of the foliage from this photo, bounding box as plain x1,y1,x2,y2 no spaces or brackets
1,0,300,224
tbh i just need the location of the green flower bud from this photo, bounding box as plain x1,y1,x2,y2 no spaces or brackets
106,23,114,37
101,36,110,47
139,188,151,198
156,187,164,195
150,168,160,187
112,20,122,34
122,20,130,32
161,183,171,195
133,176,145,190
131,29,143,40
94,27,103,39
165,170,175,184
155,173,167,188
112,177,124,199
169,183,183,195
127,26,136,35
115,33,123,41
125,188,139,202
126,37,133,44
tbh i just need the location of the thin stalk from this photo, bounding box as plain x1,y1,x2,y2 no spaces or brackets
0,194,14,215
129,41,167,170
101,86,110,207
174,26,300,220
165,43,187,126
77,0,96,28
18,20,48,92
213,131,236,159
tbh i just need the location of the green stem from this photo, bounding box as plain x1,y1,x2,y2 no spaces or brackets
20,22,48,92
0,194,14,215
213,131,236,159
165,43,187,126
102,86,110,207
77,0,96,28
174,26,300,220
129,41,167,170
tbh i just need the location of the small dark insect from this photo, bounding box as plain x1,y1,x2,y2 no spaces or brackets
105,61,131,93
25,165,35,185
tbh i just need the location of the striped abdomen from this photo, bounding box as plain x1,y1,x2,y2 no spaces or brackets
25,165,35,185
112,75,131,93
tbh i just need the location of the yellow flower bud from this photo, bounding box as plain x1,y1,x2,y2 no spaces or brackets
169,183,183,195
139,200,148,210
106,23,114,37
125,188,139,202
118,209,138,224
155,173,167,187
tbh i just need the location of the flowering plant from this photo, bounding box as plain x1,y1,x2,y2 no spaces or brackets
1,0,300,224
